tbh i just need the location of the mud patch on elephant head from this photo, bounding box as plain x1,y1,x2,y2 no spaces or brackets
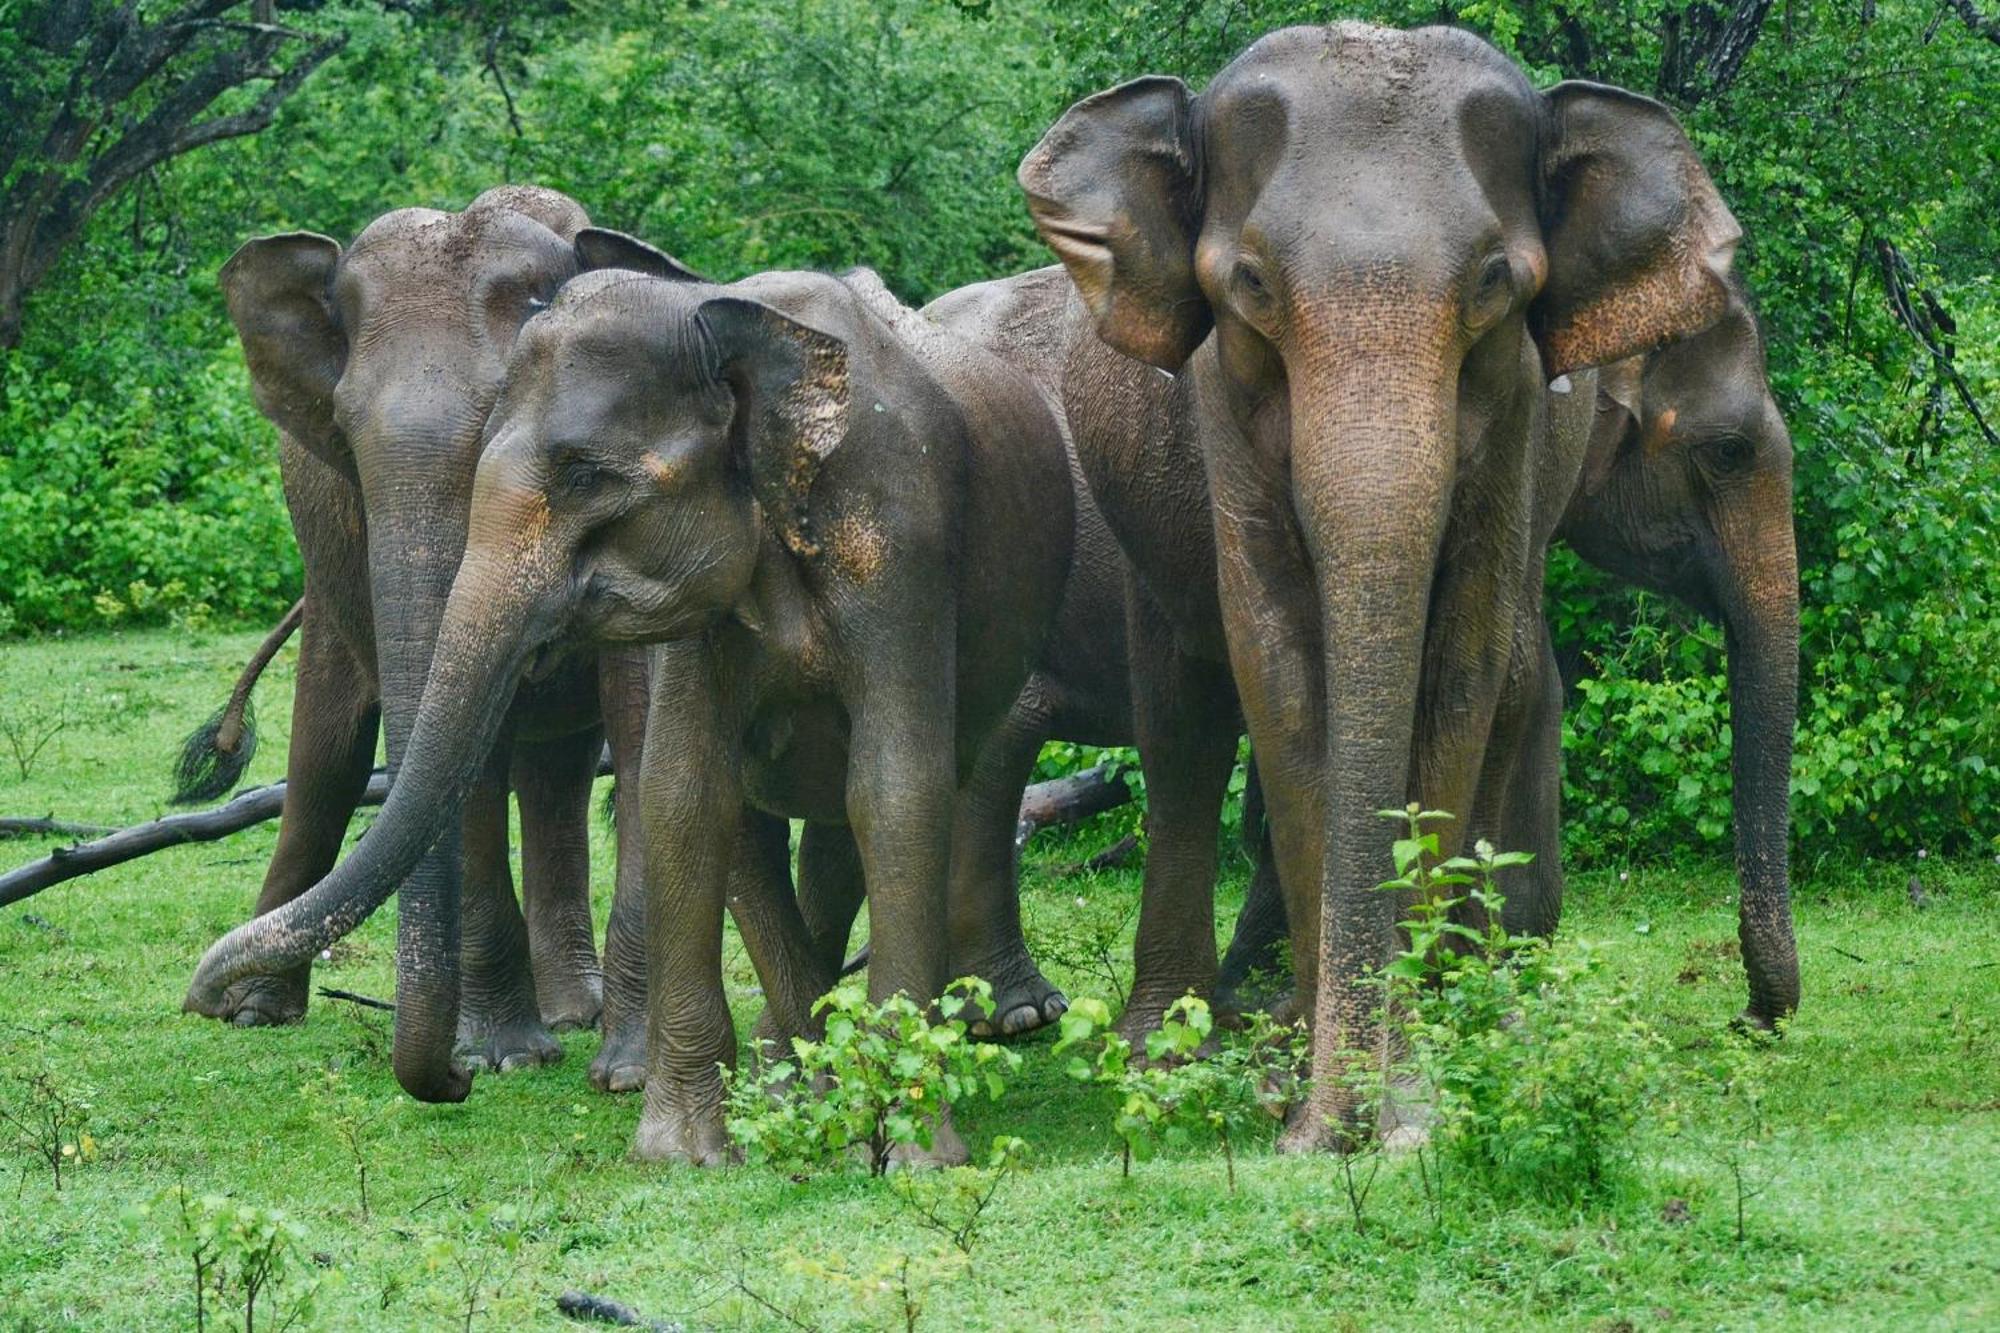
826,503,891,584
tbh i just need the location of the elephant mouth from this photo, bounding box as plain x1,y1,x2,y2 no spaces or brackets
523,637,572,683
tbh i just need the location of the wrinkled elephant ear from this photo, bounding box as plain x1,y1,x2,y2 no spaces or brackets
467,184,592,241
1532,82,1743,379
219,233,348,463
574,227,709,283
698,296,851,560
1018,75,1208,371
1575,353,1646,499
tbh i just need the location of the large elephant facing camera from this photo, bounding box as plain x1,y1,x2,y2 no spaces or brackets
1022,23,1752,1147
189,236,1076,1164
186,187,657,1101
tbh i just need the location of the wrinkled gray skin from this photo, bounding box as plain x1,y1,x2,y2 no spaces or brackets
191,235,1074,1165
765,267,1138,1042
1022,24,1743,1147
1219,289,1802,1028
184,188,656,1101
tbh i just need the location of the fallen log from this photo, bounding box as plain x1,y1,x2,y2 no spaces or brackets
0,758,1134,910
1014,764,1132,849
0,816,116,841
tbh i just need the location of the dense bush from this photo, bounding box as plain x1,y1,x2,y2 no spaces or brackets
0,0,1992,858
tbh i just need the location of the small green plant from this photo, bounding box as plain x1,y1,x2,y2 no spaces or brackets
126,1187,321,1332
1055,995,1304,1192
0,687,71,782
0,1066,93,1192
1670,1028,1793,1245
301,1069,395,1220
725,978,1022,1177
891,1134,1026,1258
1371,804,1671,1208
421,1202,525,1332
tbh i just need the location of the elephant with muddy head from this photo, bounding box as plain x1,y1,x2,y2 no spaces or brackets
186,188,657,1100
192,236,1076,1164
1218,282,1801,1023
1021,23,1749,1146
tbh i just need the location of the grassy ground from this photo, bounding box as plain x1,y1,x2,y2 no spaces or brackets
0,628,1995,1331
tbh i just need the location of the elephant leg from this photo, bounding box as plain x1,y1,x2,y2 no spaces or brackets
1216,760,1292,1016
456,754,562,1072
592,645,651,1094
730,809,836,1055
797,820,866,979
1119,581,1239,1044
218,604,379,1026
634,641,740,1166
512,725,604,1032
948,681,1068,1039
1481,618,1565,940
846,647,964,1169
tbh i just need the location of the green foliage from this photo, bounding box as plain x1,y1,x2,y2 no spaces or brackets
724,978,1022,1177
0,1066,95,1193
1371,806,1673,1207
3,0,1996,861
124,1187,323,1332
1055,994,1304,1191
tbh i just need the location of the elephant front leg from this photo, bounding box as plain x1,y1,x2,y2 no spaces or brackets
1216,762,1292,1017
946,683,1069,1039
512,724,605,1033
846,656,963,1168
593,645,651,1094
1120,583,1239,1045
1474,615,1565,940
730,808,837,1055
634,641,741,1167
457,753,563,1073
216,607,380,1027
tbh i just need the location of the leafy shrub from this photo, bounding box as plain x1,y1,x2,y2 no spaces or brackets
1373,807,1673,1207
724,979,1021,1176
1055,994,1304,1191
124,1187,323,1332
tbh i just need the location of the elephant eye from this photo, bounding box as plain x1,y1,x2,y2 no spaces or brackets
560,459,605,496
1464,254,1515,332
1703,434,1757,472
1233,261,1271,302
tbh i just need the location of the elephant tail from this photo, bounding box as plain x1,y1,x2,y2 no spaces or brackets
169,599,304,804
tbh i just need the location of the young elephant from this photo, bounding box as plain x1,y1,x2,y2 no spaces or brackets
187,186,655,1102
191,240,1075,1165
1023,23,1742,1147
1217,285,1802,1028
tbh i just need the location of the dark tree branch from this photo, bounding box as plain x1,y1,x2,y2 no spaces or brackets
0,2,346,348
1659,0,1777,106
1944,0,2000,44
1876,239,2000,450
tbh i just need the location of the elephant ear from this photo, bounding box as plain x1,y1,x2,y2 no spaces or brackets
1578,354,1645,499
218,233,348,459
574,227,709,283
698,296,851,560
1532,82,1741,379
1018,75,1207,371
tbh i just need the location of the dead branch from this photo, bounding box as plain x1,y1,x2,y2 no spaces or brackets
0,817,115,841
1014,765,1132,849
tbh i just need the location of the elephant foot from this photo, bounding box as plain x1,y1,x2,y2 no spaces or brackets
867,1110,968,1171
589,1013,648,1093
632,1089,735,1166
536,966,604,1034
1732,1005,1787,1037
1215,976,1293,1023
956,946,1068,1039
456,1007,563,1074
1114,984,1214,1054
219,970,311,1027
1276,1103,1357,1156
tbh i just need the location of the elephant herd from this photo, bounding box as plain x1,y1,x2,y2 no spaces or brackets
177,23,1800,1163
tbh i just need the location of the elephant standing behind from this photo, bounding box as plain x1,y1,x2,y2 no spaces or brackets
185,187,656,1101
1021,23,1756,1147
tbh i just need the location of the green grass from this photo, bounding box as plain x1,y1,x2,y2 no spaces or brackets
1,628,1996,1330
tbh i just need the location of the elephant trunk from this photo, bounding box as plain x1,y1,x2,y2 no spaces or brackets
1719,483,1801,1028
186,497,562,1101
1290,340,1459,1129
